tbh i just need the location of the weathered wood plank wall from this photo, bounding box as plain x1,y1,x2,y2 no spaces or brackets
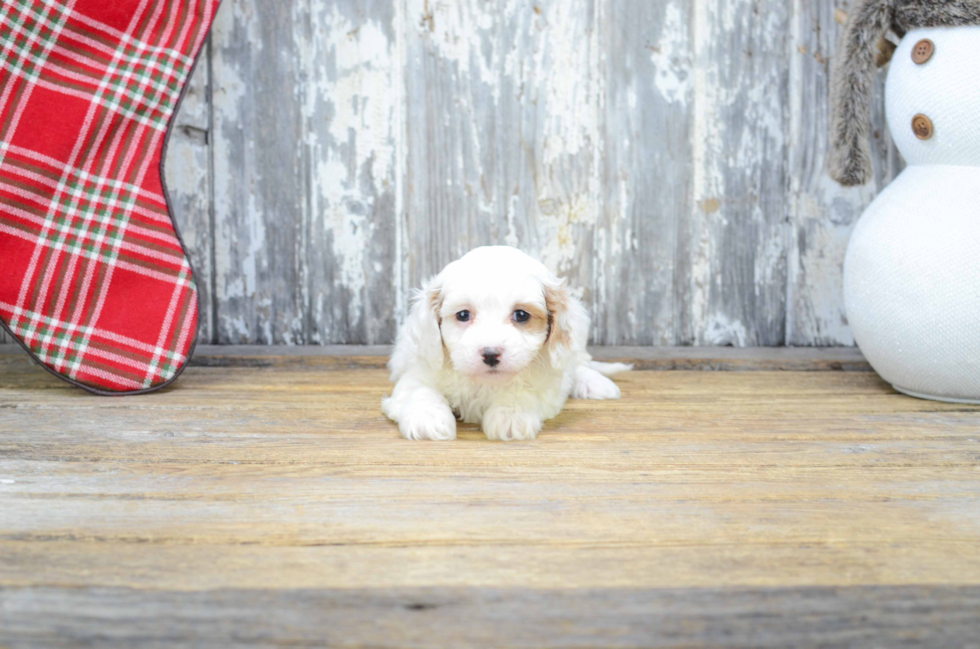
0,0,899,348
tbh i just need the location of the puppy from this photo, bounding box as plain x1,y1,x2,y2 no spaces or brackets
382,246,630,441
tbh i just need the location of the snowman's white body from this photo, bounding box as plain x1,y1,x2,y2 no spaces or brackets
844,26,980,403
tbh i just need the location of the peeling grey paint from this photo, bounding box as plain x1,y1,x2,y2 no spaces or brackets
165,46,214,344
786,0,900,346
594,0,692,345
9,0,901,350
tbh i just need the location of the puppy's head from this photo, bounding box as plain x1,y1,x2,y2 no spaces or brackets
421,246,585,380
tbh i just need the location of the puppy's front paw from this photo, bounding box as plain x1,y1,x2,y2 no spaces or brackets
572,367,621,400
398,405,457,441
482,407,542,441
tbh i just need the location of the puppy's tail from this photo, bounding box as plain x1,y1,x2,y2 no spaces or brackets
589,361,633,376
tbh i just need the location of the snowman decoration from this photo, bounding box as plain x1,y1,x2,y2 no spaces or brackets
829,0,980,403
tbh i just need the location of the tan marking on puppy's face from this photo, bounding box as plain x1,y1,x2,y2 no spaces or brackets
512,303,549,336
544,283,572,351
430,247,571,378
427,284,444,325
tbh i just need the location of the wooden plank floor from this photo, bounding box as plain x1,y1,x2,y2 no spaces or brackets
1,347,979,646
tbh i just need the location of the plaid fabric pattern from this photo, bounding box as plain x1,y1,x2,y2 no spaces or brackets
0,0,219,393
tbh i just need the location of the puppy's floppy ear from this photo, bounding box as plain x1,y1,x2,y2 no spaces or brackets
389,276,445,379
416,276,446,369
543,275,589,364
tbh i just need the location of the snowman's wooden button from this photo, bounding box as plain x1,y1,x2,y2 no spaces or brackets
912,114,934,140
911,39,934,64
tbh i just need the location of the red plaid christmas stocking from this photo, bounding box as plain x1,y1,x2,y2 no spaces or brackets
0,0,220,394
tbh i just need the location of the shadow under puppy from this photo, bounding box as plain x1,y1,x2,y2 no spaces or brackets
383,246,631,441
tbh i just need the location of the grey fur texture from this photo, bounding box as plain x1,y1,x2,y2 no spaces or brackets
828,0,980,186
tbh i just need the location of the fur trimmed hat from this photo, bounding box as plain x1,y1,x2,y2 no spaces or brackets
828,0,980,186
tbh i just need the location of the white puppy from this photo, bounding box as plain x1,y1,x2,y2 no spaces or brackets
382,246,630,441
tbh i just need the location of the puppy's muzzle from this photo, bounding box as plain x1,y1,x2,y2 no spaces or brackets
481,347,502,367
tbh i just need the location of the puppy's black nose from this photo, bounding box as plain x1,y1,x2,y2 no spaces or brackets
481,348,501,367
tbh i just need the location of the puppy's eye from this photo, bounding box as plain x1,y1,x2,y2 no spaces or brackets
513,309,530,323
456,310,471,322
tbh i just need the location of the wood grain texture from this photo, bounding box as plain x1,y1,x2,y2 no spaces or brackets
300,0,400,344
210,0,398,345
4,585,980,647
785,0,901,346
89,343,875,372
402,0,597,307
594,0,692,345
0,343,872,371
178,343,872,371
2,358,980,644
165,40,216,344
687,0,792,346
210,0,305,344
3,0,910,349
588,344,871,371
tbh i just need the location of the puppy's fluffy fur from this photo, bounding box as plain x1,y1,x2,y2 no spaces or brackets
382,246,630,441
